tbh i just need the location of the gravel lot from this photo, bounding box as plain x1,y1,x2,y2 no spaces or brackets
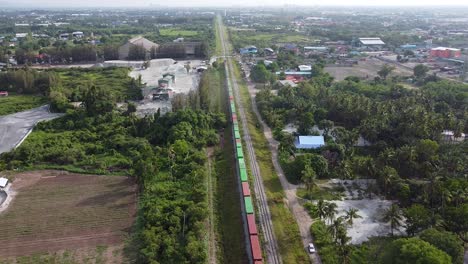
128,59,204,116
0,105,63,154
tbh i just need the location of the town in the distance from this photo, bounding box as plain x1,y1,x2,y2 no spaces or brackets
0,3,466,264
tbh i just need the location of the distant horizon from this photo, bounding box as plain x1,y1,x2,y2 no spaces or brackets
2,0,468,9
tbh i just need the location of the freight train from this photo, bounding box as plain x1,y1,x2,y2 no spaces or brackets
227,68,263,264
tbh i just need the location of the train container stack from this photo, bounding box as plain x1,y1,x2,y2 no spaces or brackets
226,65,264,264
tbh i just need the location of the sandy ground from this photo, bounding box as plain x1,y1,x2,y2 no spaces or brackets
325,57,413,81
128,59,204,116
0,105,63,154
327,179,405,244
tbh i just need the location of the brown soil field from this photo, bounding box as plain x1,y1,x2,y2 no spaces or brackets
0,170,137,262
325,57,413,81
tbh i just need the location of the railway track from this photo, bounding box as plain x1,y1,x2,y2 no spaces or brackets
217,16,282,264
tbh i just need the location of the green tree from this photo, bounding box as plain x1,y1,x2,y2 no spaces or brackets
380,237,451,264
413,64,430,80
83,85,115,116
383,204,403,236
404,204,431,236
420,228,464,264
377,64,395,80
301,164,317,193
251,63,271,83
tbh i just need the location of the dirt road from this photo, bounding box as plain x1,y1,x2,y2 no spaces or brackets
244,78,322,264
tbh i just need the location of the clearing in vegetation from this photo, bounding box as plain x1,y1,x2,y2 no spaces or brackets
0,170,137,262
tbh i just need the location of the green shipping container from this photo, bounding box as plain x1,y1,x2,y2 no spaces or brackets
234,131,241,139
236,141,242,148
237,146,243,158
234,124,239,131
244,197,254,214
238,158,246,169
240,168,248,182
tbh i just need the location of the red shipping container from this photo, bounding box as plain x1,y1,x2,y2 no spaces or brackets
254,262,263,264
250,235,262,261
242,182,251,197
247,214,258,235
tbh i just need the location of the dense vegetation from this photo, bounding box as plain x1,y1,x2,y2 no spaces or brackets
255,65,467,263
0,94,47,116
0,67,143,112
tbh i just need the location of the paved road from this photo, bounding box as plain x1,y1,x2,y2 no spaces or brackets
217,16,282,264
0,105,63,154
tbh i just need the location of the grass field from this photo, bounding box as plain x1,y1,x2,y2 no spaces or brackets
159,28,199,37
0,95,47,116
0,170,137,262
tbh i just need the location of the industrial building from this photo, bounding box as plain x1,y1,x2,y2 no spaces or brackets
357,38,385,49
118,36,159,60
430,47,461,58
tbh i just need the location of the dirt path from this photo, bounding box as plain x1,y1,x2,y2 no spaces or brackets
244,69,321,264
206,147,217,264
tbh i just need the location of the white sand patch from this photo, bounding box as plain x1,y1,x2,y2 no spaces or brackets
325,179,405,244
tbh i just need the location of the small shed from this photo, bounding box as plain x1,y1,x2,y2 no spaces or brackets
294,136,325,149
0,177,8,188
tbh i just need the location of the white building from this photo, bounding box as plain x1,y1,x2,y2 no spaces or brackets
15,33,28,38
358,38,385,49
298,65,312,72
72,31,84,38
0,178,8,188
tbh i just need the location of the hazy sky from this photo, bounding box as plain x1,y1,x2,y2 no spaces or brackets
3,0,468,7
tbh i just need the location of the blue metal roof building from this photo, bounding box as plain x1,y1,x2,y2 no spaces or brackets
294,136,325,149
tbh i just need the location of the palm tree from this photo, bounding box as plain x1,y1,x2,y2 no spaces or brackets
316,199,328,220
383,204,403,236
324,202,338,224
451,188,467,207
345,208,362,225
336,228,352,264
327,216,345,241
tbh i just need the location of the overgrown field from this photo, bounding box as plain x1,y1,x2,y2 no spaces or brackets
229,30,316,50
0,95,47,116
0,170,136,260
53,67,142,102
